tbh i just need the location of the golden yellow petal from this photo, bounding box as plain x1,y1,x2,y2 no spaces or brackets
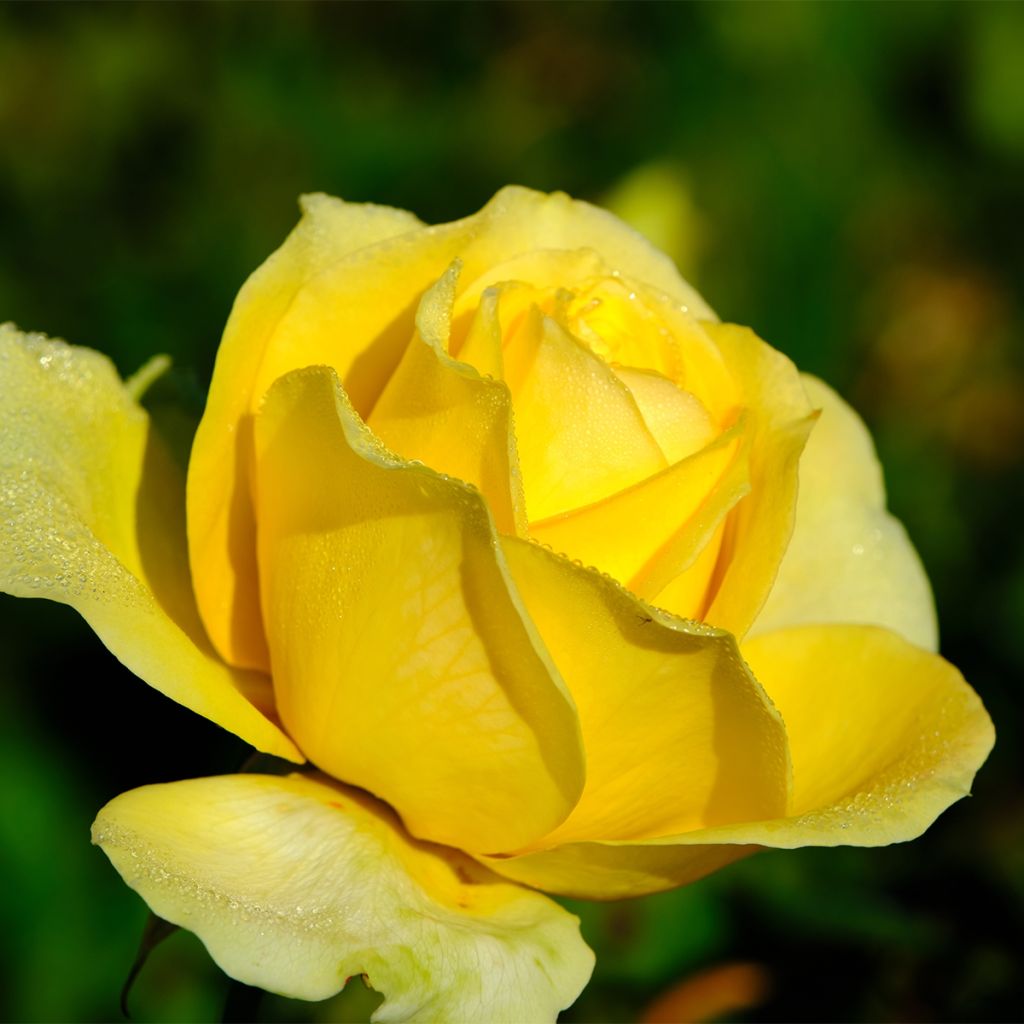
93,773,594,1022
699,323,817,638
455,187,717,321
529,419,748,610
454,285,505,380
449,248,723,390
750,375,938,650
627,287,738,422
499,538,789,848
450,249,674,376
368,263,526,536
480,840,754,901
188,195,424,670
649,519,729,623
254,366,585,853
483,624,993,899
0,326,300,761
504,307,668,521
742,624,993,822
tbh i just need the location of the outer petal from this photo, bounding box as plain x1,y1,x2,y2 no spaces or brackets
254,366,585,854
480,842,755,902
696,323,816,637
741,625,992,824
499,538,790,847
92,773,594,1023
0,326,300,761
188,195,425,670
483,624,993,900
750,375,938,651
189,187,715,669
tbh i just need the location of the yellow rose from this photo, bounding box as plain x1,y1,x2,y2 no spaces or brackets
0,187,993,1022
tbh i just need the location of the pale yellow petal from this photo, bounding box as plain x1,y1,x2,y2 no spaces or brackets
483,624,993,899
254,366,584,853
751,375,938,651
505,308,668,521
699,323,816,638
93,773,594,1022
499,538,789,848
0,326,300,761
368,263,526,536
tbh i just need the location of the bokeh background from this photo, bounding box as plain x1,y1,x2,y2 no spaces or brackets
1,4,1022,1022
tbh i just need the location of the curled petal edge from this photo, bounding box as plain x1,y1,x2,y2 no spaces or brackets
479,624,993,900
93,772,594,1023
0,325,300,761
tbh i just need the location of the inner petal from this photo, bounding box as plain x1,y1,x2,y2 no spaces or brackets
614,365,716,465
529,417,748,607
501,305,668,522
368,263,527,536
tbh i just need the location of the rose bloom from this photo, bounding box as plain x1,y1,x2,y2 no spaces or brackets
0,187,993,1022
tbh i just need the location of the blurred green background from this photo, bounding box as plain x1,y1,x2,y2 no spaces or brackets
1,3,1022,1022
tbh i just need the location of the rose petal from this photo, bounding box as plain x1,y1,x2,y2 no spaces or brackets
750,375,938,650
451,190,717,322
613,366,717,464
188,195,424,671
0,326,300,761
254,365,585,853
368,262,526,536
529,418,748,611
498,538,790,847
480,624,992,899
455,285,505,380
741,624,991,821
696,323,817,637
450,249,722,390
481,838,755,902
93,772,594,1022
504,307,668,521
